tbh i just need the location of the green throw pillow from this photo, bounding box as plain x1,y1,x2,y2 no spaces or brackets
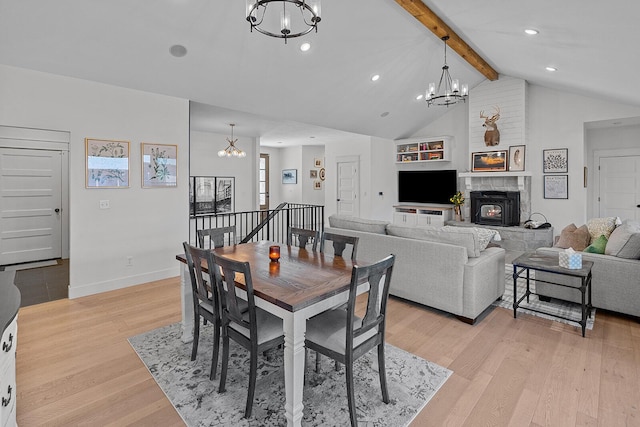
584,234,608,254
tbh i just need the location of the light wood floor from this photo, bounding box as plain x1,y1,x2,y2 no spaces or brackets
16,276,640,426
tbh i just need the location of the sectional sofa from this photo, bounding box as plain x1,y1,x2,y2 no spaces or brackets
325,215,506,324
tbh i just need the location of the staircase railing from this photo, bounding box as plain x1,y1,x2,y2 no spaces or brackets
189,203,324,247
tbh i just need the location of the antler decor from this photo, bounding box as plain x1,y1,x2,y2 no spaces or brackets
480,106,501,146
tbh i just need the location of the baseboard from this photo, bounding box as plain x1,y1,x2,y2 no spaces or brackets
68,267,179,299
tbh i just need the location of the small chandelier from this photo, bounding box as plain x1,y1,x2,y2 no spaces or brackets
426,36,468,107
246,0,321,44
218,124,246,158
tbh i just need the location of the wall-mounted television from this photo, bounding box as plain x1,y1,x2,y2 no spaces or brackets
398,169,458,205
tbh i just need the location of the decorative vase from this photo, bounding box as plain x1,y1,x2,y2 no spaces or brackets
454,205,464,222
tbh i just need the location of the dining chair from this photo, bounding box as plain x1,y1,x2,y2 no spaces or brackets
197,225,236,249
320,232,359,261
211,252,285,419
305,254,396,427
287,226,319,251
182,241,221,380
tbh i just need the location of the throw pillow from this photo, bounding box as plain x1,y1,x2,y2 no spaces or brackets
605,220,640,259
555,223,591,251
586,217,617,244
442,226,498,250
584,234,608,254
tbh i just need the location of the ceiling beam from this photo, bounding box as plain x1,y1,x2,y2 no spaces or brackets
395,0,499,81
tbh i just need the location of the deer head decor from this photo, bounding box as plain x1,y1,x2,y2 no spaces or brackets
480,106,501,146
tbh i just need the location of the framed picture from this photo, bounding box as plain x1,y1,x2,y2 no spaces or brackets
543,148,568,173
282,169,297,184
319,168,326,181
471,150,508,172
314,158,324,168
508,145,526,171
85,138,130,188
544,175,569,199
310,170,318,179
214,177,235,213
314,180,322,190
142,143,177,188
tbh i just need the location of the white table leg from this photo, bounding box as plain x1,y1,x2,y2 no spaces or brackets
283,311,306,427
180,263,194,343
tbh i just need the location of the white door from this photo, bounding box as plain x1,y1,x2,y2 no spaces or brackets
598,155,640,221
0,148,62,265
337,158,359,217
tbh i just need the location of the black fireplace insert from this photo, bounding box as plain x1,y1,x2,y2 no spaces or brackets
470,191,520,226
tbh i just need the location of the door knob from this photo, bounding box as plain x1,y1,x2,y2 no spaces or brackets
55,208,60,213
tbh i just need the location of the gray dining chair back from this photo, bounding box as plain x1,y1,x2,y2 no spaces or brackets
211,252,285,419
304,254,396,426
182,241,221,380
287,226,319,251
197,225,236,249
320,232,359,261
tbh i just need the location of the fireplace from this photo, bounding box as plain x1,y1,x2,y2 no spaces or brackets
470,191,520,226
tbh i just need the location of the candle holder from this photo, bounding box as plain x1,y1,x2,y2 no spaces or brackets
269,245,281,262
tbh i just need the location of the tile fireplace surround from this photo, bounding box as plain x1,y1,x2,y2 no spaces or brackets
458,172,532,224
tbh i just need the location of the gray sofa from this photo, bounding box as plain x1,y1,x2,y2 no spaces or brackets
535,247,640,318
326,215,506,324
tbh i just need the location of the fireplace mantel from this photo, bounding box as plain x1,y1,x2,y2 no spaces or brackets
459,171,532,191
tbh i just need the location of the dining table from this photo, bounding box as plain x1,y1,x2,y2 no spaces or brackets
176,240,366,427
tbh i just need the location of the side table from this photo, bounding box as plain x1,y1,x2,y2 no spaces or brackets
512,253,593,337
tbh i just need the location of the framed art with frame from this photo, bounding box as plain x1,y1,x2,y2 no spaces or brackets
282,169,297,184
472,150,508,172
142,143,177,188
543,148,568,173
508,145,526,171
544,175,568,199
85,138,130,188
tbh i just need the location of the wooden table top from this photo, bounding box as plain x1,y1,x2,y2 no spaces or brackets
512,253,593,277
176,241,362,312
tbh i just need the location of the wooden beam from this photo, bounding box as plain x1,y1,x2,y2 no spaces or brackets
395,0,499,81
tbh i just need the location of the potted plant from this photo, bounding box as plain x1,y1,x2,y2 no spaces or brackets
450,191,465,221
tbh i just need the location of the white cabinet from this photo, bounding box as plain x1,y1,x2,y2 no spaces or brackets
395,136,451,163
1,315,17,427
393,206,452,227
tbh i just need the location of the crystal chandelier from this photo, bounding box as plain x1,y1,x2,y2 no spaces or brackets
246,0,321,43
218,124,246,158
426,36,468,107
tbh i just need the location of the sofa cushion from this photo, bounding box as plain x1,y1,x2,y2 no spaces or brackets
386,224,481,257
584,234,608,254
605,220,640,259
555,223,591,251
328,215,388,234
586,217,617,244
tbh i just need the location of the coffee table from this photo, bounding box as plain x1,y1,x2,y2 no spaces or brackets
512,253,593,337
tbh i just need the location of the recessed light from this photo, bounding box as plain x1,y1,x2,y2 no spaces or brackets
545,66,557,72
300,42,311,52
371,74,380,82
277,141,283,144
380,112,389,117
309,136,315,139
416,94,424,100
524,29,539,35
169,44,187,58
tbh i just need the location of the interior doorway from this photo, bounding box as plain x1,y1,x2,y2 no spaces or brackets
597,152,640,221
259,153,270,210
0,125,70,306
336,156,360,217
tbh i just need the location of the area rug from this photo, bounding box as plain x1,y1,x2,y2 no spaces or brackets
494,264,595,330
129,323,451,427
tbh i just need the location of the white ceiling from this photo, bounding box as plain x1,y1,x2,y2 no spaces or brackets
1,0,639,146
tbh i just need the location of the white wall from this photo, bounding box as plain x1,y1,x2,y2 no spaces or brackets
190,130,257,213
279,146,303,203
301,145,325,206
0,64,190,297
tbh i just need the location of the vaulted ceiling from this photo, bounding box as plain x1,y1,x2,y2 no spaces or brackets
1,1,638,146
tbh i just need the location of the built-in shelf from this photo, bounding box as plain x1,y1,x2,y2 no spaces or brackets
459,171,532,191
